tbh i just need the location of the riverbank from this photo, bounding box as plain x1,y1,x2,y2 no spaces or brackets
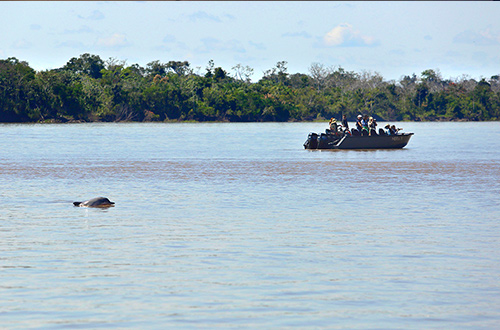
2,56,499,124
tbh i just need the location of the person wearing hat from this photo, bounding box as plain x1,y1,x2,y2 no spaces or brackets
329,117,338,133
356,115,363,132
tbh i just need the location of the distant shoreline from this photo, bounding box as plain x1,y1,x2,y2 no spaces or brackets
1,117,493,124
2,56,499,123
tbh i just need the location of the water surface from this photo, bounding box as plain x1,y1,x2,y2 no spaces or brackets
1,122,499,329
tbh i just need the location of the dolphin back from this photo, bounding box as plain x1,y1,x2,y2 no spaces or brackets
73,197,115,207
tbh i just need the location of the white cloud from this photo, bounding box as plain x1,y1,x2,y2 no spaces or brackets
323,23,378,47
454,28,500,46
188,11,222,23
78,10,105,21
96,33,130,49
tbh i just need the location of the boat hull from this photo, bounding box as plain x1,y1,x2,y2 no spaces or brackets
304,133,413,150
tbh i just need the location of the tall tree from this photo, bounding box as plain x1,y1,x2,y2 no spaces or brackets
63,53,104,79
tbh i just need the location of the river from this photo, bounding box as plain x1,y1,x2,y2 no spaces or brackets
1,121,499,329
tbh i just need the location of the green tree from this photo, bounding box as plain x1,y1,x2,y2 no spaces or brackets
0,57,36,121
64,53,104,79
146,60,168,77
166,61,190,76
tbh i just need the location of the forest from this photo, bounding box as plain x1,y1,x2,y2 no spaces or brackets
1,53,499,123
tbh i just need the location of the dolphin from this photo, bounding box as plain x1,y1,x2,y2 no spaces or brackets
73,197,115,208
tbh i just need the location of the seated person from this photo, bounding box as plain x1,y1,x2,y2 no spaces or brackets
361,115,369,132
329,118,338,134
355,115,363,132
368,117,377,136
357,114,369,135
390,125,400,135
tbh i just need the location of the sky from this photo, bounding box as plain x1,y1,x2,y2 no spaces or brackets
1,1,499,82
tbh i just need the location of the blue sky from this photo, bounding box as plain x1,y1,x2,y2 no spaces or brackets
1,1,499,82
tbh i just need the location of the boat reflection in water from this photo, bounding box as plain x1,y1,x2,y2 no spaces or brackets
304,128,414,150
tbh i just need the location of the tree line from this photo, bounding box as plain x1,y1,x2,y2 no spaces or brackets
1,53,499,123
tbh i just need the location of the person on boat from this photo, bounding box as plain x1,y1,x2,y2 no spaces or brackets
384,124,392,135
342,114,349,132
361,115,369,129
355,115,363,132
368,117,377,136
390,125,401,135
361,114,370,135
329,118,338,133
386,125,400,135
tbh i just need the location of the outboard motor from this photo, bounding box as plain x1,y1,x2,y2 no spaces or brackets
318,133,330,149
304,132,318,149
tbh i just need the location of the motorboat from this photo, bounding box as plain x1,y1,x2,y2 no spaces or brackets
304,128,413,150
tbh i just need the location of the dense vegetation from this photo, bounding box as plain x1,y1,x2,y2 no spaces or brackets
1,54,499,123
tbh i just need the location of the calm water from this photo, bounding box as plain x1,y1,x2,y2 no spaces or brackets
1,122,499,329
